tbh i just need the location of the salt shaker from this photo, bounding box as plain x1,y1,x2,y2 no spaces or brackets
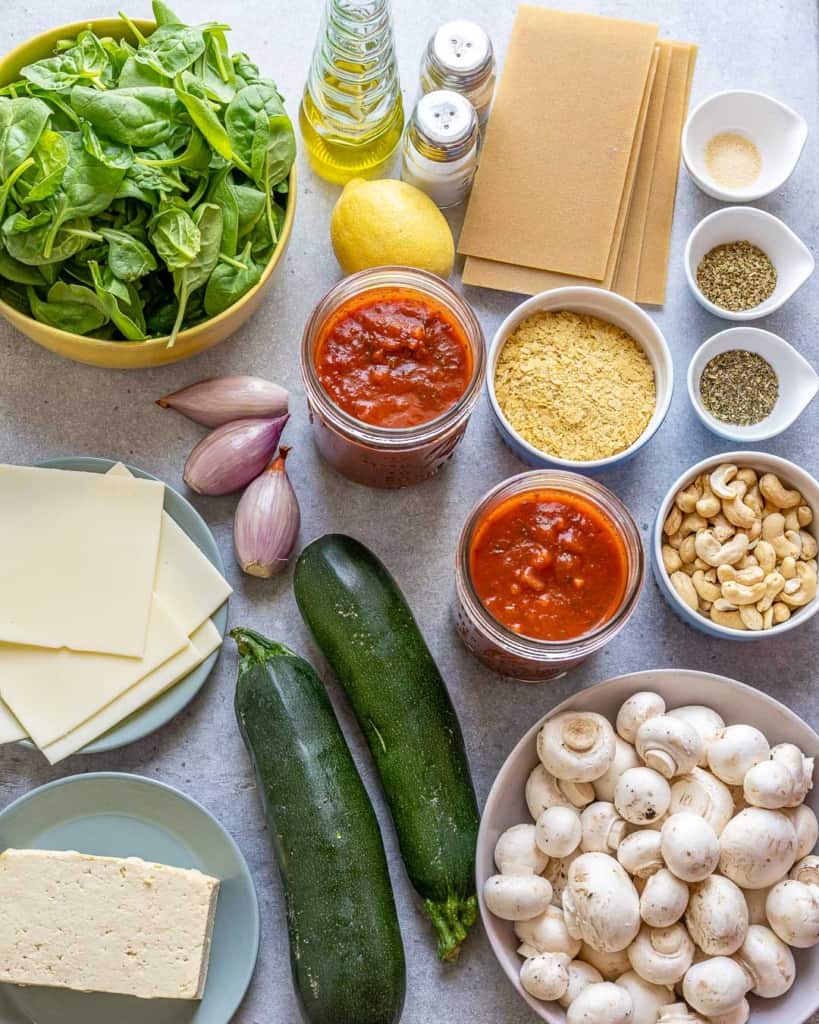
420,21,496,129
401,91,479,209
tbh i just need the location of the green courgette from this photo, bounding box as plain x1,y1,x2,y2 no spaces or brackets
232,627,406,1024
293,535,480,961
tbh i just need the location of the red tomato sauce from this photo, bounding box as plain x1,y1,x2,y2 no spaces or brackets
314,287,472,428
469,489,628,642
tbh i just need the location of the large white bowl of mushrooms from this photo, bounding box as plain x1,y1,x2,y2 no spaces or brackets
653,452,818,638
477,669,819,1024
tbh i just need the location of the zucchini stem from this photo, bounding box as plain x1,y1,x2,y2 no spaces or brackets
230,627,296,662
424,894,478,961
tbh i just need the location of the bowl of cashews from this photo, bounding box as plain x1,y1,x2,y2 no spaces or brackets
653,452,819,638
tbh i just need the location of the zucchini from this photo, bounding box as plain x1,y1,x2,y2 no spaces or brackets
232,627,406,1024
293,535,480,961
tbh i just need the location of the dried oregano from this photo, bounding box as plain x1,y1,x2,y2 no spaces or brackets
699,349,778,425
696,240,777,311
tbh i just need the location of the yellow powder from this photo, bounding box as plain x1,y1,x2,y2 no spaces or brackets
494,310,656,461
705,132,762,188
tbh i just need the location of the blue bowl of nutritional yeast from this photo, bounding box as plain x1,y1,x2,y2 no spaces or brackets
653,451,819,640
487,287,673,474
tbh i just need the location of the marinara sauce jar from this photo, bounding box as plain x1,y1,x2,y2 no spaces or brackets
301,267,485,487
455,471,644,681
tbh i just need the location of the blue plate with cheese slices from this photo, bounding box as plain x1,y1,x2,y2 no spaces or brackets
0,773,259,1024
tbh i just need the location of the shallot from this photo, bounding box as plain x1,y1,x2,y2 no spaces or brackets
234,448,300,577
183,415,289,495
157,376,288,427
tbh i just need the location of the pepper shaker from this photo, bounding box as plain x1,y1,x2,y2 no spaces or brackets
401,91,480,209
420,21,496,129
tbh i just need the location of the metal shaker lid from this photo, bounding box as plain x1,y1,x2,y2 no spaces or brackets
430,20,493,80
413,90,478,155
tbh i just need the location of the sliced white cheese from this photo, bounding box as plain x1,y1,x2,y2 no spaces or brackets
42,619,222,764
108,462,232,634
0,594,188,748
0,698,26,744
0,465,164,656
0,848,219,1000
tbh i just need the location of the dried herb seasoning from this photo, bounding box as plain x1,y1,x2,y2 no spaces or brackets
696,240,777,311
699,349,778,425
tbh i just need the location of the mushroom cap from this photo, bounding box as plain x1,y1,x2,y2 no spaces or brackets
520,952,571,1001
657,1002,708,1023
735,923,795,997
743,743,813,810
538,712,617,783
594,735,641,803
614,766,672,825
617,829,664,879
483,873,553,921
682,956,750,1016
766,878,819,947
566,981,633,1024
669,767,735,835
535,805,582,859
684,875,748,955
703,998,750,1024
526,764,570,819
627,922,695,986
515,903,582,959
635,715,703,779
640,868,690,928
579,942,632,981
668,706,725,766
661,812,720,883
564,853,641,952
558,959,604,1008
495,823,549,875
718,808,797,889
790,853,819,886
706,724,770,786
614,970,673,1024
616,691,666,744
580,801,629,853
787,804,819,861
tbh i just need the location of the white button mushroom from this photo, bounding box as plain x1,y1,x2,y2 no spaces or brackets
626,923,695,985
669,767,735,835
494,823,549,876
616,691,667,744
615,970,672,1024
615,767,672,825
682,957,750,1016
526,763,594,819
702,999,750,1024
785,804,819,860
743,742,814,809
706,725,770,786
563,853,641,953
535,805,582,858
566,981,634,1024
734,923,795,997
515,903,582,959
580,801,629,853
593,735,641,803
656,1002,707,1023
684,875,748,955
519,951,571,1001
790,853,819,886
661,813,720,883
765,878,819,947
538,712,617,783
640,869,689,928
558,959,604,1008
483,873,553,921
617,830,664,879
579,942,632,981
718,808,797,889
635,715,703,779
668,705,725,766
543,850,582,908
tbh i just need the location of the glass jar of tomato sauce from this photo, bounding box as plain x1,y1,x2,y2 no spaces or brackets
455,471,644,681
301,266,485,487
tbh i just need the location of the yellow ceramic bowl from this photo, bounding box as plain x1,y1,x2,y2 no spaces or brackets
0,19,296,369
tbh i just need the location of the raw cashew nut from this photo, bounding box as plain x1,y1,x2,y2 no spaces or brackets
710,464,739,499
675,483,701,514
800,530,818,559
736,467,757,487
696,483,721,519
710,606,745,629
679,535,696,565
759,473,802,509
695,531,748,568
670,571,698,611
662,545,682,573
772,602,791,624
738,606,763,630
755,571,785,612
720,579,766,606
679,513,707,538
753,540,776,574
722,484,758,531
691,570,720,604
711,514,735,543
664,506,683,536
780,561,817,608
762,513,801,560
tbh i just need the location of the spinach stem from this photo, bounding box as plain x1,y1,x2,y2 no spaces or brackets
118,11,147,46
218,253,248,270
0,157,35,225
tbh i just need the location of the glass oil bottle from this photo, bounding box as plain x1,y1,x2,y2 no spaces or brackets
300,0,404,184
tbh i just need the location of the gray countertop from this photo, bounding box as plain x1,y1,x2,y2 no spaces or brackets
1,1,817,1022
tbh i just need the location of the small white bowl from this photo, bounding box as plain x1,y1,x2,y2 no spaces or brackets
688,327,819,442
654,451,819,640
487,287,673,472
683,90,808,202
685,207,814,321
477,668,819,1024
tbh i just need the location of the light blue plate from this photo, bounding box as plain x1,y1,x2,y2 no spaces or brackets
0,773,259,1024
22,456,229,754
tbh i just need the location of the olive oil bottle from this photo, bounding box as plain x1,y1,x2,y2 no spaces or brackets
300,0,404,184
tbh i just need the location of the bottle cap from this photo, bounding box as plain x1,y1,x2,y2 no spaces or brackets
413,90,478,159
431,20,493,82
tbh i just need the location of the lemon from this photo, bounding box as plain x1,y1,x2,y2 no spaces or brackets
330,178,455,278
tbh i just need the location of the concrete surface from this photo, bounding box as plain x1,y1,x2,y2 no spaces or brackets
0,1,817,1022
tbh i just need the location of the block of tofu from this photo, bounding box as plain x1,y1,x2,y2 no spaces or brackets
0,849,220,1000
